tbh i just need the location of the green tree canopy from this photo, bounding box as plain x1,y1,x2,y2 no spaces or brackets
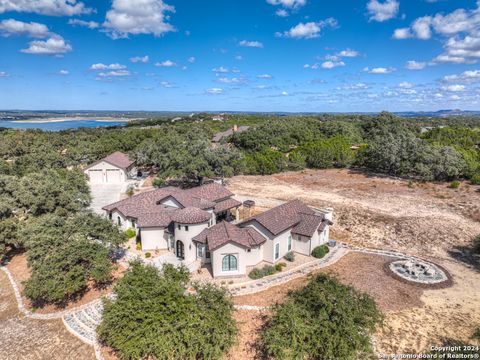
97,261,237,360
260,274,383,360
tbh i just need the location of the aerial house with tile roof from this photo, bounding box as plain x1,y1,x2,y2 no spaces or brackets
84,151,137,184
102,183,332,278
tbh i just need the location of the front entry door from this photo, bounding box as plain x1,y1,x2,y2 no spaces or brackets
176,240,185,260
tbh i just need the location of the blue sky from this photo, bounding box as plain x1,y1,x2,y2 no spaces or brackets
1,0,480,112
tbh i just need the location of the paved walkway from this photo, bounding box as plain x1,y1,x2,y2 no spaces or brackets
1,244,434,360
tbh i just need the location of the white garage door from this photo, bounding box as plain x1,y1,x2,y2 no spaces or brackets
88,169,103,184
106,169,122,183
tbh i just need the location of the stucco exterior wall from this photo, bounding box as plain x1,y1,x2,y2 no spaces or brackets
160,197,183,209
109,210,130,231
85,161,127,184
174,221,209,263
140,227,167,251
211,242,246,277
293,234,312,256
270,229,293,263
244,245,263,267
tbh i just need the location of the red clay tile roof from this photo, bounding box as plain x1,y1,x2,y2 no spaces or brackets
136,209,177,228
240,199,319,236
170,207,212,224
86,151,135,171
102,183,240,228
184,183,234,202
193,221,266,251
291,213,323,237
213,198,242,214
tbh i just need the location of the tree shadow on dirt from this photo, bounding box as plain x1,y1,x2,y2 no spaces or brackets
447,244,480,273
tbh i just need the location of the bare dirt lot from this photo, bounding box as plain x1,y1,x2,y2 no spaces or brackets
0,271,95,360
228,169,480,355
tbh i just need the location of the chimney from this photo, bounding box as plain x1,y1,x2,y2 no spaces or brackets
323,208,333,222
233,124,238,132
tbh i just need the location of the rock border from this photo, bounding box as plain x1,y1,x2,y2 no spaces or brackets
383,259,453,289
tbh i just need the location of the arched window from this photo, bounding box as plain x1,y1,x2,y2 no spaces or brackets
222,255,237,271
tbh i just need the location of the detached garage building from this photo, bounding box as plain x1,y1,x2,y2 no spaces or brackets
84,151,136,184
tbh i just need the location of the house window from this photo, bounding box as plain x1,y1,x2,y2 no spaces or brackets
169,236,175,250
108,213,112,220
274,243,280,260
131,220,136,228
197,244,205,258
288,235,292,251
206,250,211,259
177,224,181,230
185,225,189,231
222,255,237,271
117,216,122,226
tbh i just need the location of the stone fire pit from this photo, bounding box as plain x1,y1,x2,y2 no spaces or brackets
389,259,448,284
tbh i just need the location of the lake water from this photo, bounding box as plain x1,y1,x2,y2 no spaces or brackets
0,120,126,131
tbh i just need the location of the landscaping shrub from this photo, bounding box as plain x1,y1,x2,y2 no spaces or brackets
284,251,295,262
471,174,480,185
145,252,151,258
135,242,141,250
97,262,237,360
248,265,277,280
311,244,329,259
260,274,383,360
125,228,136,239
449,180,461,189
473,235,480,254
274,263,283,272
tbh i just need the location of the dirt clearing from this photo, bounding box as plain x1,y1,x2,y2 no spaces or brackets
0,270,95,360
227,169,480,354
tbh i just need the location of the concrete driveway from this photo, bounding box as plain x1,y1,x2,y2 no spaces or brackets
89,183,126,214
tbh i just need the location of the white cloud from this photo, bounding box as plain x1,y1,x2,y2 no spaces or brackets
281,91,289,96
363,66,395,74
235,55,243,60
411,16,432,39
68,19,99,29
155,60,176,67
393,3,480,64
392,28,411,39
367,0,399,22
90,63,126,70
206,88,223,94
321,60,345,69
399,81,414,88
0,19,50,38
443,84,466,92
405,60,426,70
130,55,149,63
0,71,9,77
450,94,461,100
187,56,196,63
256,74,273,78
58,69,69,75
337,49,360,57
103,0,175,39
0,0,92,16
266,0,306,9
97,70,131,77
160,81,173,88
443,69,480,82
21,35,72,55
212,66,229,73
217,77,246,84
276,9,289,17
339,83,369,90
0,19,71,56
276,19,337,39
239,40,264,48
